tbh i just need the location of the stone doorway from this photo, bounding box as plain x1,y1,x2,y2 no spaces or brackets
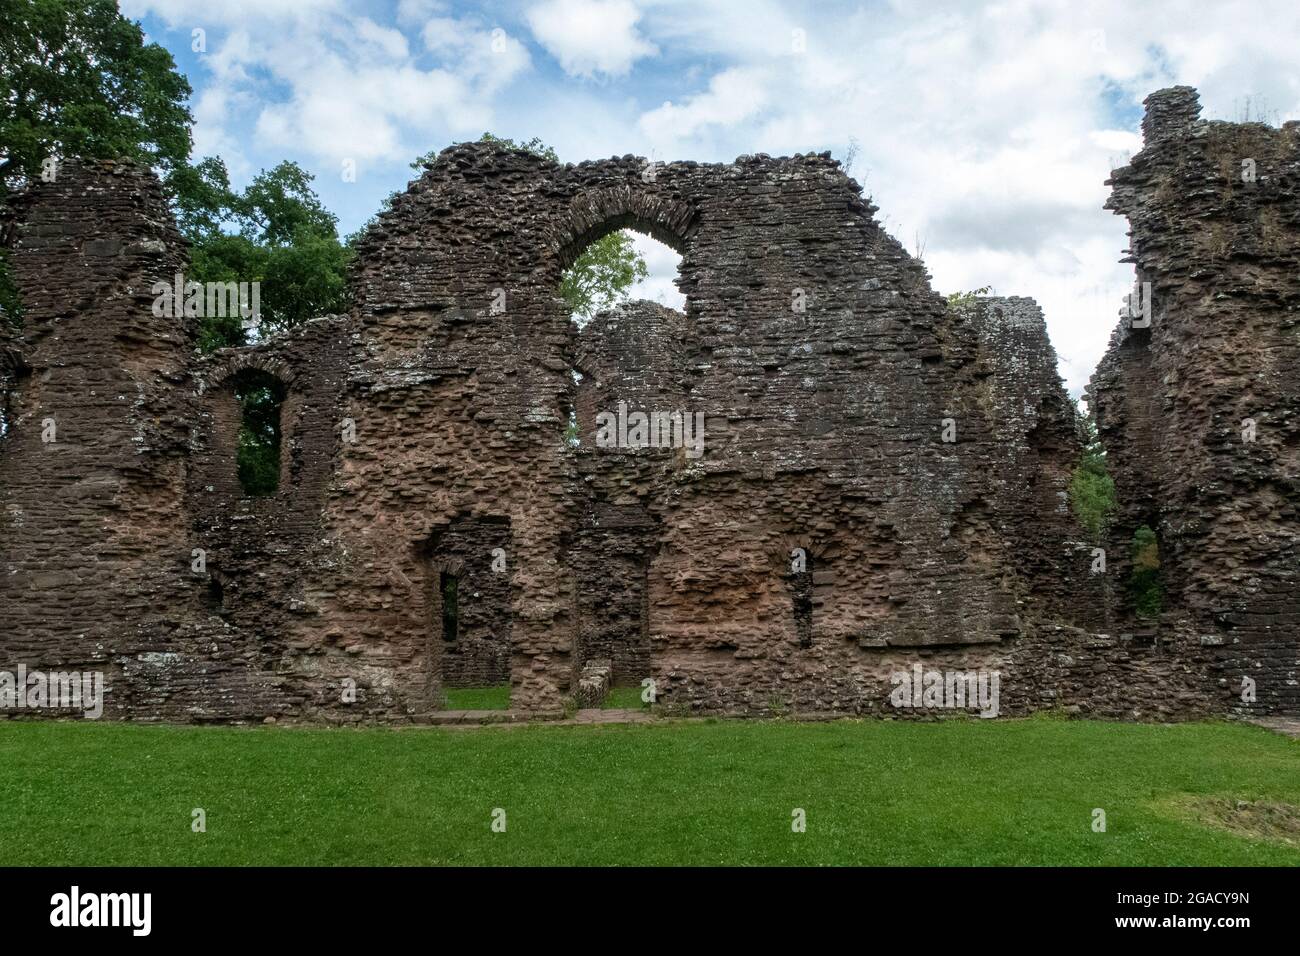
422,516,514,703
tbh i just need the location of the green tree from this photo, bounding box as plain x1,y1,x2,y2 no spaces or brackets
0,2,348,345
1069,411,1116,540
185,160,351,351
560,230,647,320
1,0,195,325
0,0,193,189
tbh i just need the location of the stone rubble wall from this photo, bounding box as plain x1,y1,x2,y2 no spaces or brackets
1,88,1295,723
0,162,285,720
1088,86,1300,716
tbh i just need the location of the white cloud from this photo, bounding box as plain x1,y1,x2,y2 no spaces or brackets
355,18,411,61
121,0,341,26
639,67,769,146
526,0,657,78
626,232,685,310
622,0,1300,393
420,18,531,94
151,5,532,173
396,0,444,25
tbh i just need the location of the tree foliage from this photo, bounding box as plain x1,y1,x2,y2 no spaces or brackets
561,229,648,321
0,2,349,345
944,286,993,309
1128,525,1164,619
176,158,351,351
0,0,193,188
1069,411,1116,540
0,0,195,325
478,132,558,164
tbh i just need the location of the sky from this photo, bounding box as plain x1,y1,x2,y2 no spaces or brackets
119,0,1300,395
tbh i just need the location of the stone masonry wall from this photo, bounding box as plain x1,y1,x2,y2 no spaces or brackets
0,161,285,720
1,90,1296,724
1089,87,1300,717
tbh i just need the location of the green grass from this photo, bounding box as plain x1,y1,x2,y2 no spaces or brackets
0,718,1296,866
441,685,510,710
602,686,650,709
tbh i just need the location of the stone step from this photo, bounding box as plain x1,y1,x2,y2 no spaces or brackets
575,658,613,707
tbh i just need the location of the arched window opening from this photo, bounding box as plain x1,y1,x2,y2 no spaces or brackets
565,228,688,455
564,370,583,448
202,570,227,614
232,370,287,496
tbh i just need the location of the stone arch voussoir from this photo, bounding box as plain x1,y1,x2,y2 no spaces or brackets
199,350,299,395
551,185,698,270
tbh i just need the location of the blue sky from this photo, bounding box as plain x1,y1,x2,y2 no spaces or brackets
120,0,1300,394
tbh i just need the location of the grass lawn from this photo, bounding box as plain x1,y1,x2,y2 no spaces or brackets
0,717,1296,866
602,686,650,709
442,685,510,710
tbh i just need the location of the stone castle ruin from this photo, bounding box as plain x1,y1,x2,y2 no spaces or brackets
1,87,1296,722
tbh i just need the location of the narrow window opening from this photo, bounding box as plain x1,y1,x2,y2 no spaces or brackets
564,405,580,447
204,576,225,613
233,370,287,496
1128,523,1163,622
440,571,459,643
0,363,24,442
793,553,814,648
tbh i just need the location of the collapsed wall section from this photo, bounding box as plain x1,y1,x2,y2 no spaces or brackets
960,296,1101,625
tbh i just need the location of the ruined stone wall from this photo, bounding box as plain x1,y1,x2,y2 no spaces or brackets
1089,87,1300,716
185,317,352,718
309,142,1030,717
0,161,284,720
961,296,1111,629
2,101,1295,723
